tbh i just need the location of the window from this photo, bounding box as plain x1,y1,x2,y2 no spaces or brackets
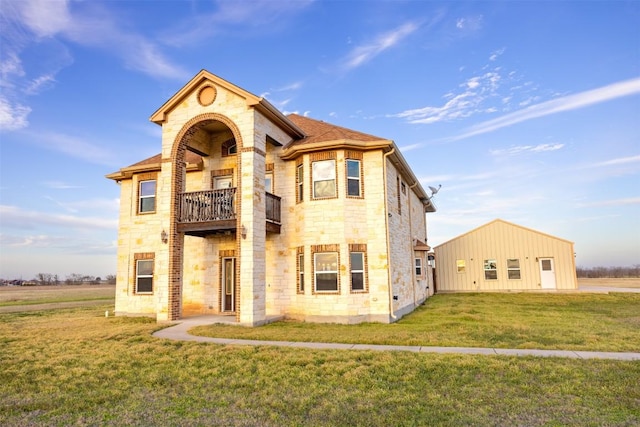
296,164,304,203
312,159,336,199
314,252,338,292
507,259,521,279
346,159,361,197
456,259,466,273
484,259,497,280
135,259,154,293
415,258,423,277
221,138,237,156
298,251,305,293
138,180,156,213
350,252,365,291
265,171,274,193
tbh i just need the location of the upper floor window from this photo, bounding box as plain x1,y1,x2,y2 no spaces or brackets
265,171,274,193
415,258,423,277
296,164,304,203
312,159,336,199
221,138,237,157
346,159,362,197
138,180,156,213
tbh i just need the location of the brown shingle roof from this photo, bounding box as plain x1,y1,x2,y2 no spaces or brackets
286,114,388,147
128,151,202,168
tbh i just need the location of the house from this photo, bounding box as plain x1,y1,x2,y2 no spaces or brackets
106,70,436,325
433,219,578,292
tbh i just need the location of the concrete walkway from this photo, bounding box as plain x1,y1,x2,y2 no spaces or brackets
153,316,640,361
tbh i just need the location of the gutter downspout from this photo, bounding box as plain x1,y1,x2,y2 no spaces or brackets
383,148,397,320
409,181,418,309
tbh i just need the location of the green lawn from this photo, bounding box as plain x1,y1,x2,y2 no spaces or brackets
192,293,640,352
1,300,639,426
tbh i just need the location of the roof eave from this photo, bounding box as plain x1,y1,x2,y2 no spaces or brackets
280,139,393,160
105,159,203,181
386,144,436,213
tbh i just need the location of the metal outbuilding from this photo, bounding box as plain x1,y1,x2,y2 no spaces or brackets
434,219,578,292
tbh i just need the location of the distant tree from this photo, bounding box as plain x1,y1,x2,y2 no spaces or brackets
576,266,640,278
65,274,84,285
36,273,55,285
105,274,116,285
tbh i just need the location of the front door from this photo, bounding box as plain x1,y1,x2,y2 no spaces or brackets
222,257,236,312
539,258,557,289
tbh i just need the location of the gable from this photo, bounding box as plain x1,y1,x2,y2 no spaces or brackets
149,69,305,139
434,219,574,249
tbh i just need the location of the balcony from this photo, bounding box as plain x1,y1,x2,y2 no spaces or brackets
177,188,281,236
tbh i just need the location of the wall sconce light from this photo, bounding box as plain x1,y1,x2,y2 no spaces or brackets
161,230,168,244
241,225,247,239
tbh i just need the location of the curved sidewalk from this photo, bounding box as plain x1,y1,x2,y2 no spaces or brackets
153,317,640,361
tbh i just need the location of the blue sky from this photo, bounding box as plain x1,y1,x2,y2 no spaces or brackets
1,0,638,279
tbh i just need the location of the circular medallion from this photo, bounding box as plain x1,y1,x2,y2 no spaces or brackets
198,85,217,106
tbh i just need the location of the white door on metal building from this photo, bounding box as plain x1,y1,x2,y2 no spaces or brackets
539,258,556,289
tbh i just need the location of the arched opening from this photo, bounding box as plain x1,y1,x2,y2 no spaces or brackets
166,114,244,321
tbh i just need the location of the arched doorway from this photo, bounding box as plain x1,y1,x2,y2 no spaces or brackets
166,114,244,321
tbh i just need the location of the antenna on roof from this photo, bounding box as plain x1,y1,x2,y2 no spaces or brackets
428,184,441,199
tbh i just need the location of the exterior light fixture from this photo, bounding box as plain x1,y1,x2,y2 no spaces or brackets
241,225,247,239
161,230,168,244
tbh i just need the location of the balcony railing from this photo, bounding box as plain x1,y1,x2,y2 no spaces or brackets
179,188,236,223
266,192,281,224
178,188,281,228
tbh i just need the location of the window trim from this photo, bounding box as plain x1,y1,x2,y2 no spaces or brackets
311,244,340,294
137,175,157,215
456,259,466,273
297,247,305,294
296,162,304,203
134,253,154,294
311,158,337,199
484,259,498,280
346,158,363,198
507,258,521,280
415,258,423,277
350,252,365,292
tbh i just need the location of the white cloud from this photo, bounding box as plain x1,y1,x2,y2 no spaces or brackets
23,130,119,166
490,143,564,156
341,22,419,71
577,197,640,208
489,48,506,61
0,205,118,231
593,155,640,167
164,0,315,47
0,97,31,131
452,77,640,141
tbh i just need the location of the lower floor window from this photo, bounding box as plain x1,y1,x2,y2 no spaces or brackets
136,259,154,293
314,252,338,292
507,258,521,279
484,259,497,280
350,252,365,291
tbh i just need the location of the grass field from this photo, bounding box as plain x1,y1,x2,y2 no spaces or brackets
0,284,114,307
1,304,639,426
1,284,639,426
192,292,640,352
